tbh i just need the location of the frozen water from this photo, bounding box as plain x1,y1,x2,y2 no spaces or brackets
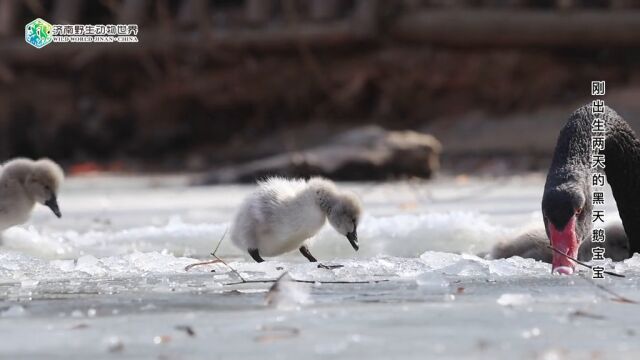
0,175,638,359
265,273,312,310
496,293,535,306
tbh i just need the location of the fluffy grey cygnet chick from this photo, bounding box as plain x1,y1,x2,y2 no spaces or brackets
0,158,64,231
230,177,362,263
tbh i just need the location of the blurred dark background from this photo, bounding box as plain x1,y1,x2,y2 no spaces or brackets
1,0,640,179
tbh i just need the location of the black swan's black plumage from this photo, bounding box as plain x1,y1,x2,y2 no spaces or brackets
543,104,640,259
603,112,640,256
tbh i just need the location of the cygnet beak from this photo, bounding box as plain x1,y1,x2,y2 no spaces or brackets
347,230,359,251
45,196,62,218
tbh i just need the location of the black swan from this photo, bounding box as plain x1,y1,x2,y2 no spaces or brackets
542,105,640,274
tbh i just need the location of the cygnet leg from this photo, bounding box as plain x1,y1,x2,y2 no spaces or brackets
299,245,318,262
248,248,265,263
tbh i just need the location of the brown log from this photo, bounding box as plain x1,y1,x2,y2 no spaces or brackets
393,10,640,47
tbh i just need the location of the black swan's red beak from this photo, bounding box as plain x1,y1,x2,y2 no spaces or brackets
549,216,578,275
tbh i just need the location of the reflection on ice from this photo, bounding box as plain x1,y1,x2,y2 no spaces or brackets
265,273,312,310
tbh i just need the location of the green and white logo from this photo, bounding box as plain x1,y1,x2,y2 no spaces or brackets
25,18,53,48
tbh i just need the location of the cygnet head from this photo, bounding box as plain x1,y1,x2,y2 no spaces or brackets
309,177,362,251
24,159,64,218
327,192,362,251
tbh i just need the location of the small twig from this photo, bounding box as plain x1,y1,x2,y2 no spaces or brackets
546,245,625,278
205,228,248,283
183,229,240,277
184,259,222,272
577,272,638,304
210,228,227,256
568,309,606,320
547,245,636,304
224,278,389,286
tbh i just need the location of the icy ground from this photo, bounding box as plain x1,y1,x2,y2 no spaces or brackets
1,175,639,359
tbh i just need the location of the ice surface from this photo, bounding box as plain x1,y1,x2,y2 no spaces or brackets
265,273,312,310
0,176,638,359
496,293,535,306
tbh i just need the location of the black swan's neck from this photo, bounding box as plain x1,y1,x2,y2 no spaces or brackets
603,110,640,256
546,107,592,187
544,107,593,244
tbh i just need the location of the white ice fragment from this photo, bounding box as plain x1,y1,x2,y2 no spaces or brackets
51,260,75,272
488,257,550,276
71,310,84,318
2,226,76,258
521,327,541,339
236,289,268,294
140,304,157,311
153,336,171,345
265,272,311,310
1,305,26,317
441,258,490,277
539,349,564,360
497,293,534,306
103,336,124,353
75,255,106,276
419,251,463,270
415,273,449,291
20,279,39,288
314,340,349,355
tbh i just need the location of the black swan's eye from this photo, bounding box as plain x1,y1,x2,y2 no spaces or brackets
575,208,583,216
